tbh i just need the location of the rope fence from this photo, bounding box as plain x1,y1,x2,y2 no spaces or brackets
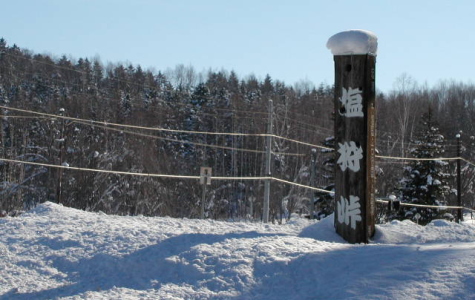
0,157,333,194
2,157,474,212
375,198,475,212
3,105,473,158
1,106,475,215
0,105,331,152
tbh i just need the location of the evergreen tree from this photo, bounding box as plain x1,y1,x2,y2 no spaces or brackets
396,108,452,224
313,136,335,219
462,135,475,209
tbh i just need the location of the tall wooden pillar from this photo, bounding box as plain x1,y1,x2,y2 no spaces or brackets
333,54,376,243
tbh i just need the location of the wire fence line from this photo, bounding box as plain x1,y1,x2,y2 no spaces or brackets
71,119,306,156
0,157,332,194
0,157,201,179
1,106,474,176
3,157,473,212
3,105,474,158
1,106,475,213
1,105,474,167
462,158,475,168
0,105,269,137
71,119,271,155
0,105,329,153
375,155,462,162
375,199,475,213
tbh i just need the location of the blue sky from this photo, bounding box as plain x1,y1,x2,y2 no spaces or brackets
1,0,474,93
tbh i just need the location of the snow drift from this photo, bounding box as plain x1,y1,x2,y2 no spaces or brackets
1,202,475,299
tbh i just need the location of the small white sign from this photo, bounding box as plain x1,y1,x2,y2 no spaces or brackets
200,167,212,185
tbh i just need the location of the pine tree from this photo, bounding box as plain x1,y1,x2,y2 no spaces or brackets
396,108,452,224
313,136,335,219
463,135,475,209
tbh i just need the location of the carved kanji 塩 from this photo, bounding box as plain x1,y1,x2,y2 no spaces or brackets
339,87,364,117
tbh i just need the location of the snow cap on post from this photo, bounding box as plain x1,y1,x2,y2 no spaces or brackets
326,29,378,56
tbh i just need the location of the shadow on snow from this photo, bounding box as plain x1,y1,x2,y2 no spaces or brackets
2,231,286,300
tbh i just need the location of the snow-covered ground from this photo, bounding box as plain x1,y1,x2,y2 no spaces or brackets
1,202,475,300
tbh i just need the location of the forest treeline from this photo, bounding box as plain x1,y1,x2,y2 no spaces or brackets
0,38,474,222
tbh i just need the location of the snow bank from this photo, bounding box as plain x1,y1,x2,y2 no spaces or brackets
2,202,475,299
299,214,346,243
374,218,475,244
327,29,378,56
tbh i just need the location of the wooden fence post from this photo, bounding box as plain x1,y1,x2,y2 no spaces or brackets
327,30,378,243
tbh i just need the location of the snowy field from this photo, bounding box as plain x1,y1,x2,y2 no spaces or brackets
1,202,475,300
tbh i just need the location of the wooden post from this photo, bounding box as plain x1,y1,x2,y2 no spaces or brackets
56,108,66,204
200,167,212,219
263,100,273,223
327,30,377,243
456,133,462,222
308,148,317,218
